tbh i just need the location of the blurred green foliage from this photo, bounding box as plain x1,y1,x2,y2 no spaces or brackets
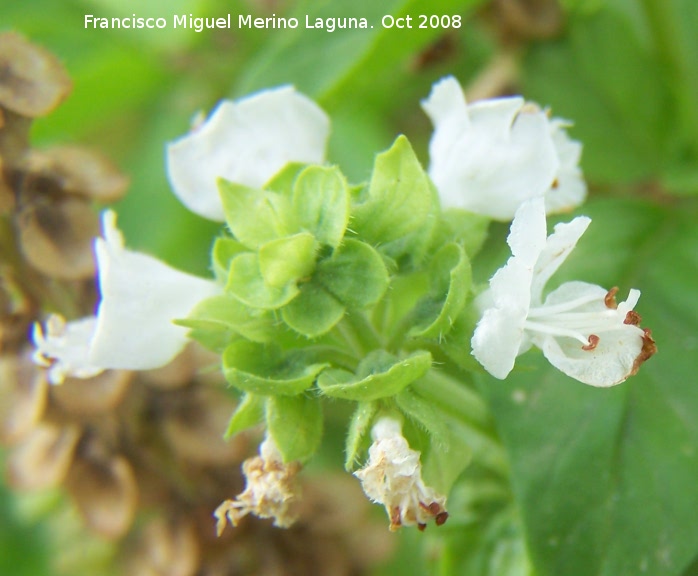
2,0,698,574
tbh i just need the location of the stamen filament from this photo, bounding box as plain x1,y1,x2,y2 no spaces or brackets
527,292,603,317
523,320,589,345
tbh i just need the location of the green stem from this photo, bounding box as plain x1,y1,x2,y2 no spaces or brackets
337,309,384,356
413,369,492,431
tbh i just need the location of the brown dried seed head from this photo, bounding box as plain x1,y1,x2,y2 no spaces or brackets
52,369,132,417
23,147,129,202
126,517,200,576
66,453,138,539
162,386,248,466
16,195,99,280
0,32,72,117
0,156,14,213
6,422,81,490
0,353,48,445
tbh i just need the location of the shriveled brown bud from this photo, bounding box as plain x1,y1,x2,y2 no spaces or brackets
52,369,132,417
0,32,72,117
6,422,80,490
23,147,129,202
0,353,48,444
66,452,138,538
16,195,99,279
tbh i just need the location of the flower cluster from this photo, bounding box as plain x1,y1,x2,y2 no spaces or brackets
29,75,655,533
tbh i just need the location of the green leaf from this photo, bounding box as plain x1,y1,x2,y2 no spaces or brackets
224,393,266,438
483,198,698,576
222,341,327,396
409,242,472,339
315,238,389,308
281,282,345,338
293,165,350,247
351,135,436,255
266,394,323,462
227,253,299,309
344,401,378,470
259,232,318,288
318,349,432,401
523,5,671,183
211,236,247,282
176,293,277,343
218,180,292,248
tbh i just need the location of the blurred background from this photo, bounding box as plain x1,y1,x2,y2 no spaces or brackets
2,0,698,574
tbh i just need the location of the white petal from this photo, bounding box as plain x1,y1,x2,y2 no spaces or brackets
538,325,645,387
423,77,558,220
32,315,103,384
532,282,646,386
471,306,526,379
507,197,547,266
545,119,587,214
471,258,532,379
167,85,330,221
530,216,591,304
88,211,222,370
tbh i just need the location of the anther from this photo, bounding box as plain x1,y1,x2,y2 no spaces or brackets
582,334,600,351
604,287,618,309
624,311,641,326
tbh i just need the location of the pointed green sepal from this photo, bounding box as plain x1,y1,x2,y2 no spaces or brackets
266,394,323,463
344,401,378,471
293,165,349,248
224,393,266,438
263,162,306,195
315,238,389,308
223,341,328,396
317,349,432,401
211,236,247,282
281,282,345,338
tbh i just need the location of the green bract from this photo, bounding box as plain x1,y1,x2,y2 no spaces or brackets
222,341,328,396
318,349,432,401
351,135,438,267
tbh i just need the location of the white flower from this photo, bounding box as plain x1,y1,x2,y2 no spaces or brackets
354,417,447,531
214,436,301,534
32,210,221,383
167,85,330,221
471,198,656,387
421,76,586,220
